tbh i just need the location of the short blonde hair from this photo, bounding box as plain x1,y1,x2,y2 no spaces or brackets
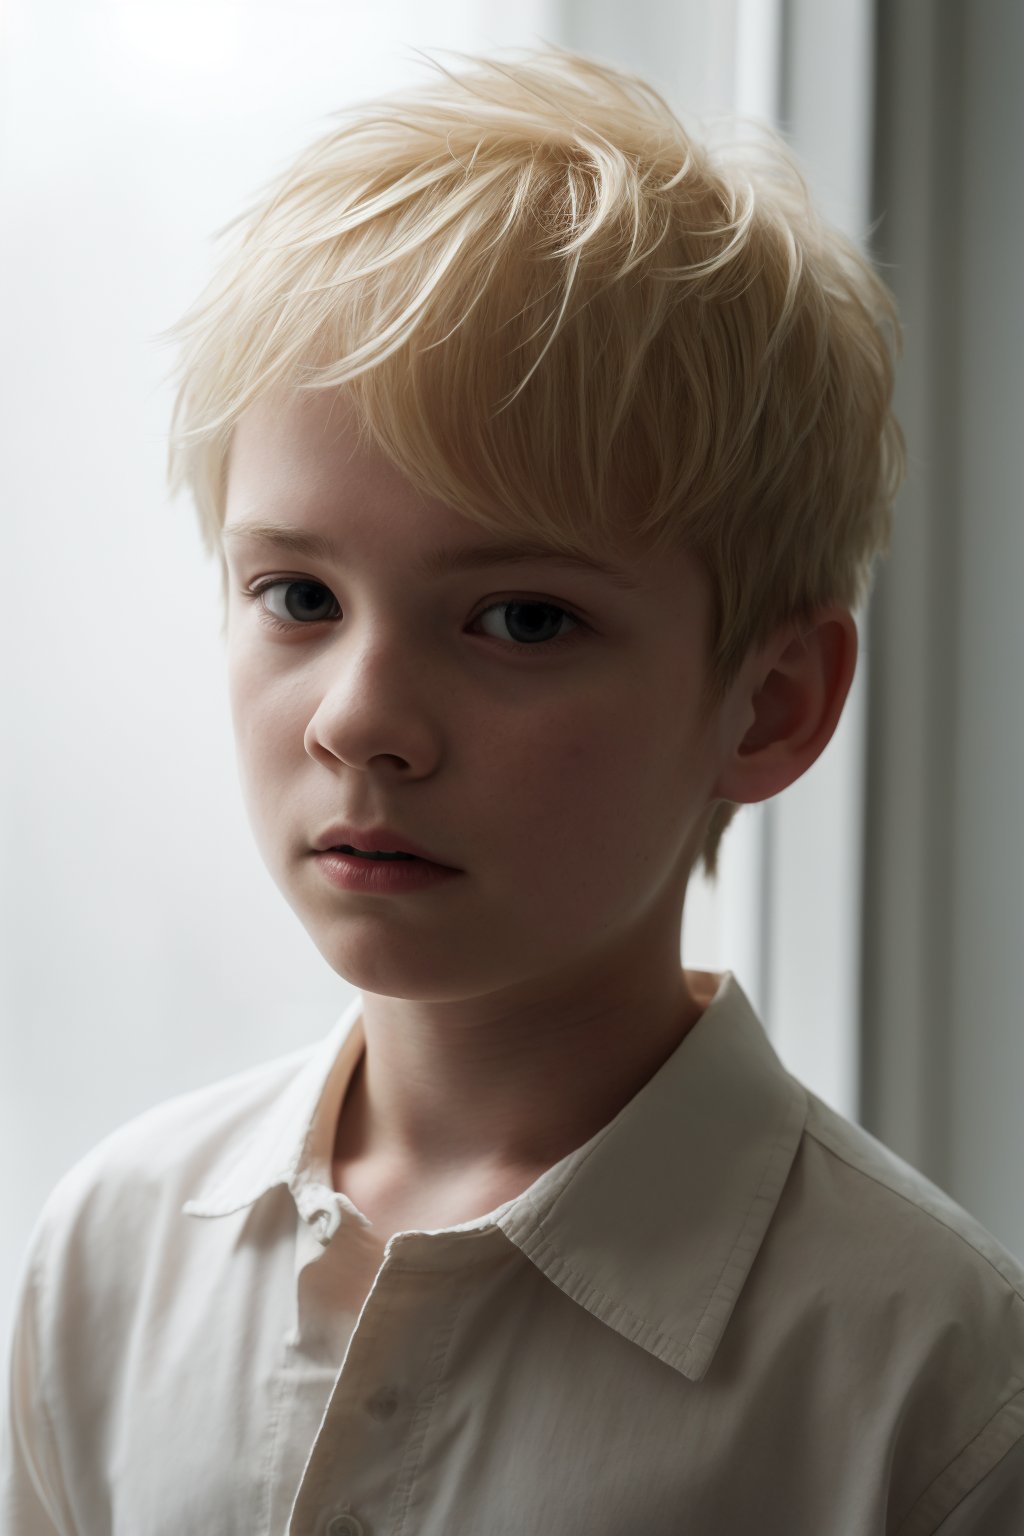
164,44,904,882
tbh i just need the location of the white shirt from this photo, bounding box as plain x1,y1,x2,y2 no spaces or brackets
3,970,1023,1535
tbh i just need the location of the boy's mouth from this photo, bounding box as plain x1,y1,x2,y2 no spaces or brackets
313,824,458,868
332,846,419,862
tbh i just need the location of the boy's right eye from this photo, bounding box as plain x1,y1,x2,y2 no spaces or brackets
246,578,338,631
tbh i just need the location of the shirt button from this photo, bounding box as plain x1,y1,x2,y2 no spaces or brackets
313,1210,335,1245
366,1386,399,1420
326,1515,365,1536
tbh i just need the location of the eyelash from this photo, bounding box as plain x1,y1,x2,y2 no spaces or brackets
240,578,586,654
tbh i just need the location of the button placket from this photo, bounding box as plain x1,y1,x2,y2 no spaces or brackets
292,1229,505,1536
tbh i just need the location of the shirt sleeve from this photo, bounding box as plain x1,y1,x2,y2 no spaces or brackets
0,1234,75,1536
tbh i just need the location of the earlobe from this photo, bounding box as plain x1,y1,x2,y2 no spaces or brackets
712,608,858,807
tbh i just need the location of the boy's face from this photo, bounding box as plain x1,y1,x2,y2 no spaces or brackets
222,387,733,1006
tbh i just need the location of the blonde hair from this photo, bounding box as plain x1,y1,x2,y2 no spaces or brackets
163,44,904,882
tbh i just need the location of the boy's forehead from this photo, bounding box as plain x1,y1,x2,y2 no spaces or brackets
225,385,532,539
224,385,709,613
228,387,395,503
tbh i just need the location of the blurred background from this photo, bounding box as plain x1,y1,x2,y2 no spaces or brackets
1,0,1021,1341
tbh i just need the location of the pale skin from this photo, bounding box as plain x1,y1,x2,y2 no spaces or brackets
222,385,857,1252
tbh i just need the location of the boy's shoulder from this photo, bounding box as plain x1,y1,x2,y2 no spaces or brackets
779,1081,1023,1511
729,1079,1024,1533
23,1025,344,1284
797,1084,1024,1303
686,975,1024,1342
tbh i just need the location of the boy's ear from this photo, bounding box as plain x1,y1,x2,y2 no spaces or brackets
711,606,859,807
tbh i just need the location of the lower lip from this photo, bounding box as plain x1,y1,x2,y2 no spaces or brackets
313,851,463,894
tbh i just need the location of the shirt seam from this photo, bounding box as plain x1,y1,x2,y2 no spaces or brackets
802,1119,1024,1303
891,1381,1024,1536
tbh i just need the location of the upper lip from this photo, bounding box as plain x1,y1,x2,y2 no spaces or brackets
312,824,458,868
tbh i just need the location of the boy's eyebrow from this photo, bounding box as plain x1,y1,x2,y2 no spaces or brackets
221,519,639,590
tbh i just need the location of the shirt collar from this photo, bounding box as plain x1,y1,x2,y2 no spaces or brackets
183,971,807,1385
181,993,367,1223
494,971,808,1382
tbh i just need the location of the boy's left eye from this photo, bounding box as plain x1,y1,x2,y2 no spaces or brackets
241,578,584,653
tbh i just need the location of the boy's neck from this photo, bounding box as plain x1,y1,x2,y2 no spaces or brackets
330,962,719,1228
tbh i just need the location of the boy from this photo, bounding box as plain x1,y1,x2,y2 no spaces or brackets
3,44,1023,1536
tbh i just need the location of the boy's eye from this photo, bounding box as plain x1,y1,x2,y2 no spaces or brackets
252,578,337,627
474,600,578,648
242,578,584,653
